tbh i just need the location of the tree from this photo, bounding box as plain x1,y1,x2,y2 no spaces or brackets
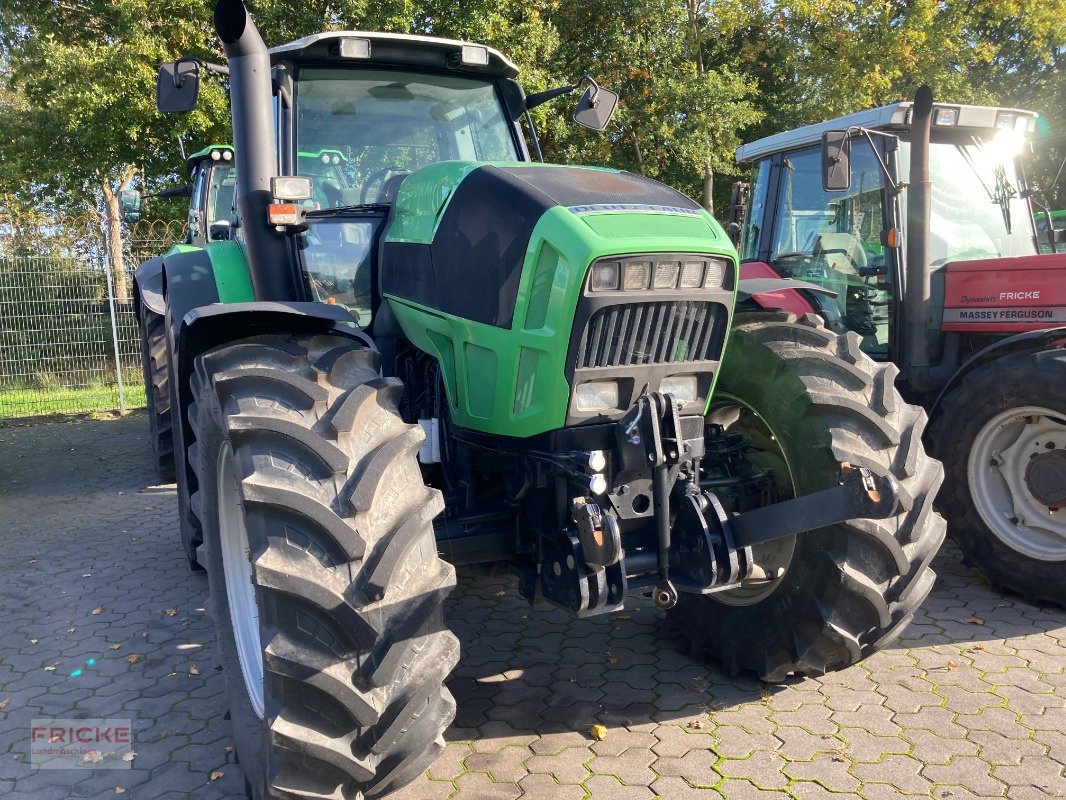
0,0,229,300
539,0,761,207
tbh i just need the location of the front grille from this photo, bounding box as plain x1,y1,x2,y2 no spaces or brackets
576,301,720,368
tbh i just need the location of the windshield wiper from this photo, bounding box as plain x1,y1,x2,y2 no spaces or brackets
993,165,1016,234
305,203,390,218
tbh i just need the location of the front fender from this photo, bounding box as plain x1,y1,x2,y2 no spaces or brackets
169,301,370,499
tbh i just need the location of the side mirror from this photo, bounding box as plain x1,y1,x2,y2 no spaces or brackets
573,82,619,132
119,189,142,223
822,130,852,192
157,59,200,113
209,220,232,241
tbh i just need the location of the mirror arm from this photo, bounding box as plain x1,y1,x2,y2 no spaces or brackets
847,127,907,195
526,83,578,111
174,55,229,82
1024,188,1061,253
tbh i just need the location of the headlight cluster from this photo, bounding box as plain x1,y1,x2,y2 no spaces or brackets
588,256,729,292
320,152,342,165
210,149,233,162
575,380,619,412
574,375,699,414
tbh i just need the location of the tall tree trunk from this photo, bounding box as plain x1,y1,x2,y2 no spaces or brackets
703,163,714,214
631,130,644,171
100,167,135,304
687,0,705,75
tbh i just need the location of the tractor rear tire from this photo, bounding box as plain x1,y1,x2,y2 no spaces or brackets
929,348,1066,607
138,303,175,482
670,312,946,681
190,332,457,800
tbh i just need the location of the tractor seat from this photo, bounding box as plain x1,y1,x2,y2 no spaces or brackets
814,232,867,275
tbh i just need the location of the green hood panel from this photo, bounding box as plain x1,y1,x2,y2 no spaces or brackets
385,196,737,438
385,160,625,246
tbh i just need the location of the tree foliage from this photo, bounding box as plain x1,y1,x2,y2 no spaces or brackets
0,0,1064,234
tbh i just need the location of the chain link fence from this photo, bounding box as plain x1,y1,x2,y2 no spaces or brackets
0,217,187,420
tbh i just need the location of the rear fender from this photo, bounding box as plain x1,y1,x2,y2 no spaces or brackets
929,327,1066,417
133,257,165,318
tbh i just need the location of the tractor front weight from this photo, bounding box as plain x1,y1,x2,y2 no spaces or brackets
534,391,902,617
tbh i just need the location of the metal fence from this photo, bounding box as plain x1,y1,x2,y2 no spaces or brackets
0,217,187,420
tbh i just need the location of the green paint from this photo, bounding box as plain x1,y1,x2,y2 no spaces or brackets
386,160,624,245
385,161,483,244
187,143,234,163
577,209,725,244
385,202,737,438
205,240,255,303
163,243,201,257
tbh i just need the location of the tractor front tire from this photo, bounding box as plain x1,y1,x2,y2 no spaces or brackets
671,312,946,681
190,333,458,799
138,303,175,482
930,348,1066,607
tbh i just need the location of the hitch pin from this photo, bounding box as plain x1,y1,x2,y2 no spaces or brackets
842,462,882,503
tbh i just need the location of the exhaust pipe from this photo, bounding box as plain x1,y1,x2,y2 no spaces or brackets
214,0,297,301
904,85,935,389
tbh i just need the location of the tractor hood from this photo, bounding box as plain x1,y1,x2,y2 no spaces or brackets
380,161,737,437
382,162,718,328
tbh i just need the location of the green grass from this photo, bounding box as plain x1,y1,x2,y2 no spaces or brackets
0,383,147,420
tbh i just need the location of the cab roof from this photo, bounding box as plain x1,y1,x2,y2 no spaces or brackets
187,143,233,163
736,101,1039,163
269,31,519,79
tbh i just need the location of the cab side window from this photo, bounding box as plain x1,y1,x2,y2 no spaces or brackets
189,164,209,243
769,142,892,358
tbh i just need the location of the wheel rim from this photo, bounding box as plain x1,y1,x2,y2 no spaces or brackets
967,405,1066,562
709,396,797,606
218,445,265,718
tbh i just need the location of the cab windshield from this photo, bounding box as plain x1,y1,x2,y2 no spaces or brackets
901,134,1036,266
294,68,519,207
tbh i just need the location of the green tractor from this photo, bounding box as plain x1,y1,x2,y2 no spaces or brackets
129,144,238,481
137,1,944,796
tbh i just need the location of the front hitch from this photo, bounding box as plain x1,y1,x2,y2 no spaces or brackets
728,463,899,548
621,396,900,600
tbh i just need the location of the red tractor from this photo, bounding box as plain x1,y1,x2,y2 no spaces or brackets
732,87,1066,605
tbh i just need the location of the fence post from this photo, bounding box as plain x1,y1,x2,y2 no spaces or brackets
100,247,127,414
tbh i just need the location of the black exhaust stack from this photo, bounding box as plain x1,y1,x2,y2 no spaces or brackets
214,0,297,301
904,85,935,390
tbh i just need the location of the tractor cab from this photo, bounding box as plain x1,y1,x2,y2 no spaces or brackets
735,101,1045,361
261,32,598,325
184,144,237,244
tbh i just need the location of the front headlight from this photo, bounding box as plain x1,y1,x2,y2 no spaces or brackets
590,261,620,291
660,375,698,402
653,260,681,289
623,261,652,290
575,380,619,412
588,255,732,292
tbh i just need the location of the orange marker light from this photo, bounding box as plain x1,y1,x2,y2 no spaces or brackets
885,228,899,248
268,203,303,226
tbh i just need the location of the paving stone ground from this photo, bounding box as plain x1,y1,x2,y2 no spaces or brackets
1,413,1064,800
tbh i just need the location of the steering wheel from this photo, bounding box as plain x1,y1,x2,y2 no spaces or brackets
360,168,397,204
772,252,825,278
